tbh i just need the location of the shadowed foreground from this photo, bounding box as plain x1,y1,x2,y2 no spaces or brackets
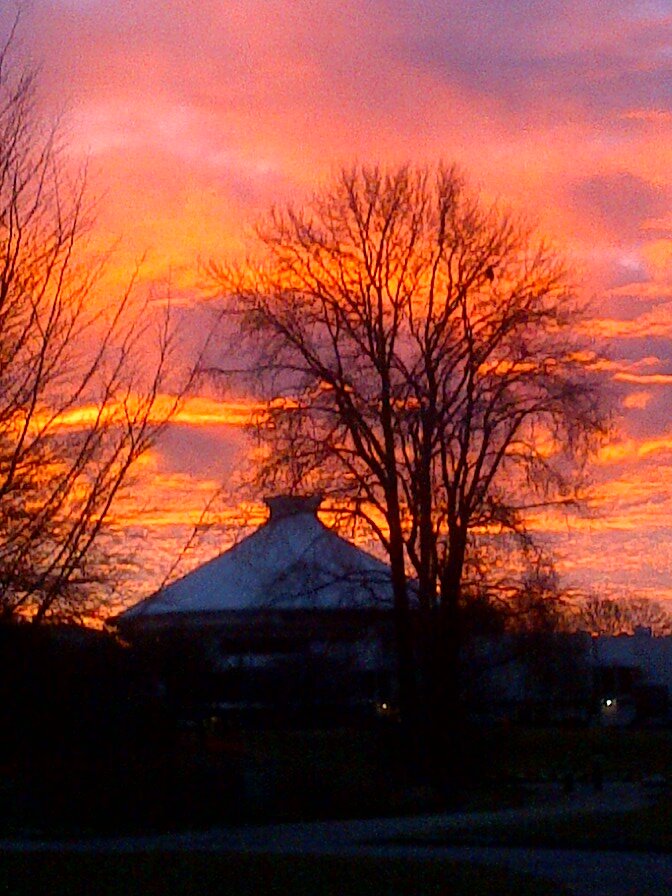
0,852,565,896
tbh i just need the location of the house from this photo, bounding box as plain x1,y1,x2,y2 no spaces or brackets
460,631,594,725
591,627,672,725
111,495,399,723
465,628,672,727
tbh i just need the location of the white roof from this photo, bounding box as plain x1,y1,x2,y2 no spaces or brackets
120,497,395,619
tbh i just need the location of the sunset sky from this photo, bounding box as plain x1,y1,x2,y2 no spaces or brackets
7,1,672,606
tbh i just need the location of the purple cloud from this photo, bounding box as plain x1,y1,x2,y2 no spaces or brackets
569,173,670,243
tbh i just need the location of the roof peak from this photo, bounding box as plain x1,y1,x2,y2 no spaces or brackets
264,494,323,521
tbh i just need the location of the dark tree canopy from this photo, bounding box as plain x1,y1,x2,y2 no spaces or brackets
576,595,672,637
211,164,607,608
209,163,609,744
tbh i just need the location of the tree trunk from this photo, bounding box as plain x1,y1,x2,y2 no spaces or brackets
429,550,465,804
386,506,421,773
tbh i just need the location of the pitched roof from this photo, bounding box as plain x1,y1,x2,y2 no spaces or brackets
118,496,395,621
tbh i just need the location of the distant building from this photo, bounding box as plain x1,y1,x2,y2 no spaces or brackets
112,496,672,727
112,495,399,723
466,628,672,727
591,627,672,725
460,631,594,726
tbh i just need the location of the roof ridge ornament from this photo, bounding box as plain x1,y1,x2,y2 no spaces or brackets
264,494,323,520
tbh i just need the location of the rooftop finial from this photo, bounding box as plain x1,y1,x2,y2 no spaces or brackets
265,494,323,521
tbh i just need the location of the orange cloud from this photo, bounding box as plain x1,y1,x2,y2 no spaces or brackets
614,372,672,385
622,109,672,124
622,391,652,409
51,395,263,432
596,435,672,464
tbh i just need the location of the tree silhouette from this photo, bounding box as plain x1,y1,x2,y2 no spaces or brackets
209,164,609,778
0,25,182,622
576,596,672,636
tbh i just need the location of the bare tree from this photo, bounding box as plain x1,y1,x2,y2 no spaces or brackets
0,28,184,623
208,164,609,769
575,596,672,636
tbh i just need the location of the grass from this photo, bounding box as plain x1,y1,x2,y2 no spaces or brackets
400,795,672,854
0,851,570,896
240,725,672,820
0,726,437,837
241,726,433,818
464,726,672,783
4,725,672,837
